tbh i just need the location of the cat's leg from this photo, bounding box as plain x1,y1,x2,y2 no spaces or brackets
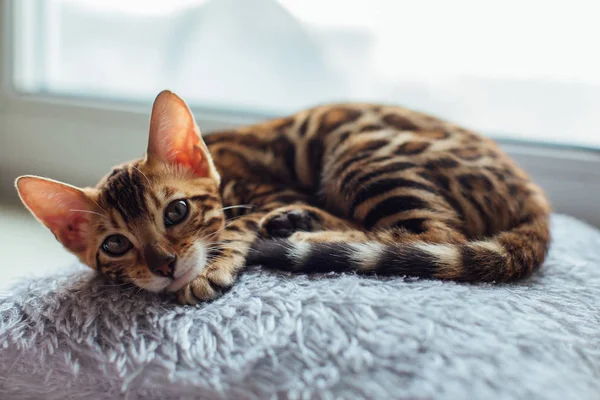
287,221,466,245
224,178,356,238
176,182,316,305
176,212,263,305
259,205,357,239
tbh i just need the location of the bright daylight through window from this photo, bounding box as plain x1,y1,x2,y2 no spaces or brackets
11,0,600,147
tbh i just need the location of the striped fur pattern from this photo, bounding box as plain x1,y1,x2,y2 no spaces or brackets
15,90,551,305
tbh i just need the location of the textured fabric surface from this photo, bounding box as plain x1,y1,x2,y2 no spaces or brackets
1,214,599,400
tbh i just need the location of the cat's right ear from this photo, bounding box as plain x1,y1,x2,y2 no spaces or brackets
15,176,96,254
146,90,220,184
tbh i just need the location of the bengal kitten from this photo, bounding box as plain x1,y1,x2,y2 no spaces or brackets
15,90,551,304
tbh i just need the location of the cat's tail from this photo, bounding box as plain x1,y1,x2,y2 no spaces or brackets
247,215,550,282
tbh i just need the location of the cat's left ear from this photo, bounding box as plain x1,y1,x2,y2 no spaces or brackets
146,90,220,184
15,176,96,254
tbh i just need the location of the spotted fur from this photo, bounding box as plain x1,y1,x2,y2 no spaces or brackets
15,90,551,305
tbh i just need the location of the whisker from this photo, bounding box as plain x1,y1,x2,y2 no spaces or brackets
96,282,134,288
204,245,246,252
205,239,251,247
205,243,247,248
131,165,152,186
202,217,246,240
221,205,254,212
69,209,106,218
85,196,107,214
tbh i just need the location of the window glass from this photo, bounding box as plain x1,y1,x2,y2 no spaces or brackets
12,0,600,147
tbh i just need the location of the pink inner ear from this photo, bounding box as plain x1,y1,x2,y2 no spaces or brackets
147,90,212,178
17,177,94,254
173,127,210,177
46,213,91,253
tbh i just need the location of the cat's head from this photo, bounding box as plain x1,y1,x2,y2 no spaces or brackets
15,90,226,293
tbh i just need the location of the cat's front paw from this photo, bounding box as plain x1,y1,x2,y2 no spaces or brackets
260,206,322,238
176,267,236,305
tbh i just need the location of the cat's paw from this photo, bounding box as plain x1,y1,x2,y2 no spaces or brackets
176,267,236,305
259,206,322,238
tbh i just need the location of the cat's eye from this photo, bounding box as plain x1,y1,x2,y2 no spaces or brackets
101,234,132,256
164,199,189,227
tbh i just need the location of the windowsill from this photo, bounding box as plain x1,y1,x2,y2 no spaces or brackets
1,89,600,228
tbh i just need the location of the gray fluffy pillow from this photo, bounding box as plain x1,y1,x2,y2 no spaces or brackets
1,214,599,400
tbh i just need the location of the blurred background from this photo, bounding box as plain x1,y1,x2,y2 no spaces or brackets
1,0,600,280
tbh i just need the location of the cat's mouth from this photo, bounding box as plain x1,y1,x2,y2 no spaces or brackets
165,265,200,292
163,243,207,292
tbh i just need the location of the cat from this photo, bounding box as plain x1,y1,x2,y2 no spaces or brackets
15,90,551,304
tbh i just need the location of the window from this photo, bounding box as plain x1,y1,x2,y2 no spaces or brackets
2,0,600,227
10,0,600,147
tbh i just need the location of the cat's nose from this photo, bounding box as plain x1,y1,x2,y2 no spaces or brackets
144,245,177,278
151,256,176,278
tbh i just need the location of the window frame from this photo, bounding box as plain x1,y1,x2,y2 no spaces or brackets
2,0,600,227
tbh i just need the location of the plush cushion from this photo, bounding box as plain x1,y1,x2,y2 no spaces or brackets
1,214,599,400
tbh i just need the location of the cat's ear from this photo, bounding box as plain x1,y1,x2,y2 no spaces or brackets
146,90,220,183
15,176,96,254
